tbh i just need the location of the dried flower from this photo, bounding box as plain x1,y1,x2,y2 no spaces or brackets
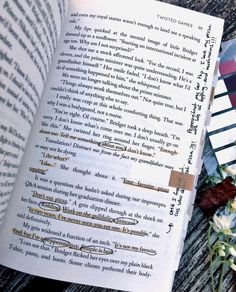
228,246,236,257
228,198,236,212
212,214,236,236
198,177,236,216
218,248,226,257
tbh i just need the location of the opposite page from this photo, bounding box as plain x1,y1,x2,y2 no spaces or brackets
0,1,223,291
0,0,68,223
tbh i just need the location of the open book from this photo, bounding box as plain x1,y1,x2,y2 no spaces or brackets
0,0,224,291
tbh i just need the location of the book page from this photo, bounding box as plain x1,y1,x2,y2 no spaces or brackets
0,0,68,223
0,1,223,291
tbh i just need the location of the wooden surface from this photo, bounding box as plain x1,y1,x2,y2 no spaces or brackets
1,1,236,291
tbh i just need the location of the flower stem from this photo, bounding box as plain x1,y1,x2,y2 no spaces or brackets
217,237,231,292
208,225,216,292
217,262,225,292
